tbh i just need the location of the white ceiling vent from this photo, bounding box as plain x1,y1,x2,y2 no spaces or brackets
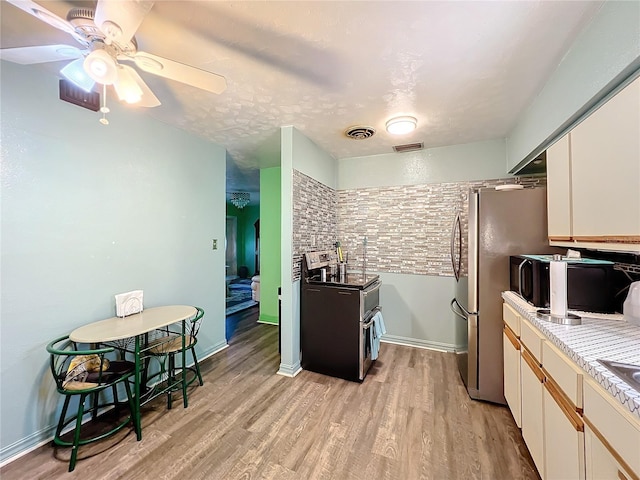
345,126,376,139
393,142,424,153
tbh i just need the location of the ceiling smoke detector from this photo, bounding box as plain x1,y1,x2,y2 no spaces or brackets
344,126,376,139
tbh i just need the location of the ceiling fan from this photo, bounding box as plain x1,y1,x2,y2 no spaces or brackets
0,0,227,109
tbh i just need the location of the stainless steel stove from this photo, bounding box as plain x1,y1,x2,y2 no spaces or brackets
300,250,381,382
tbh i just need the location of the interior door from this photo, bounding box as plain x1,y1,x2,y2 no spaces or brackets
226,216,237,276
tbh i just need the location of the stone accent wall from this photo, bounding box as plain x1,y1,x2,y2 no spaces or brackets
292,170,337,281
336,176,545,276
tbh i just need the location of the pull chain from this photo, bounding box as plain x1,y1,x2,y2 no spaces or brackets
99,83,110,125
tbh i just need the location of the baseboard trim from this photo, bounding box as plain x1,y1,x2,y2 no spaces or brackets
198,341,229,362
277,362,302,377
0,339,230,467
381,335,459,353
258,313,278,325
1,424,58,467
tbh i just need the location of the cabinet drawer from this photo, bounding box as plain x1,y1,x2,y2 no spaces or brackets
520,317,545,362
542,341,583,409
583,378,640,477
503,303,521,337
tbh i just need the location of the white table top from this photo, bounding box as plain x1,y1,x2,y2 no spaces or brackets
69,305,197,343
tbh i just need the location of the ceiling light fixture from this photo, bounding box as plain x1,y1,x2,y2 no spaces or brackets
230,192,250,209
114,65,143,104
60,58,95,92
83,48,118,85
386,116,417,135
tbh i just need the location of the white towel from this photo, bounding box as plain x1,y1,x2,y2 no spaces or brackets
370,311,386,360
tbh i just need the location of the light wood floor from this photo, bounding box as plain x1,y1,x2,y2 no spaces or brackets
2,308,539,479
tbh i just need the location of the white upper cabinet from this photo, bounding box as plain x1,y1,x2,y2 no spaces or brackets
546,134,572,242
546,75,640,252
571,76,640,241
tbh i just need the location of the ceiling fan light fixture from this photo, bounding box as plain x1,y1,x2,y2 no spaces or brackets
60,58,95,93
114,66,143,104
84,48,118,85
386,116,417,135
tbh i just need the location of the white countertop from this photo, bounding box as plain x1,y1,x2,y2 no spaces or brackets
502,291,640,420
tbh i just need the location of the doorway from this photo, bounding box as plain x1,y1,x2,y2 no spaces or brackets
226,216,237,277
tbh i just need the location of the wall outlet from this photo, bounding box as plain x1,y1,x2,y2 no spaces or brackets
212,239,218,250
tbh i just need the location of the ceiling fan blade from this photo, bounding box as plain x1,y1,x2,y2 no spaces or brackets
116,64,161,108
132,51,227,94
6,0,77,36
94,0,154,49
0,44,82,64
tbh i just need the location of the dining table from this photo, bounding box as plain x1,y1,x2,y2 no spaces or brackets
69,305,197,440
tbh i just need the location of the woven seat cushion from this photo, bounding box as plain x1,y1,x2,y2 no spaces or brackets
61,360,135,391
148,335,195,354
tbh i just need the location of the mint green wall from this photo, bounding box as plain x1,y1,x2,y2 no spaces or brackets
338,139,507,189
337,139,506,351
226,203,260,276
507,1,640,171
279,126,338,377
259,168,281,324
0,61,227,463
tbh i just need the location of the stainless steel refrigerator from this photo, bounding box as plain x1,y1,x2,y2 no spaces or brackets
450,186,556,405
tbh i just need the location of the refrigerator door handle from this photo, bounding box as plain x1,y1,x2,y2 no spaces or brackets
450,298,469,321
450,211,462,281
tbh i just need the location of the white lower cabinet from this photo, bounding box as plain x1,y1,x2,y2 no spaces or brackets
503,325,521,427
521,349,546,478
502,300,640,480
543,382,585,480
585,425,635,480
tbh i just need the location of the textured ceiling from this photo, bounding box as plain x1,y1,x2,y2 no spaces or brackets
0,1,603,195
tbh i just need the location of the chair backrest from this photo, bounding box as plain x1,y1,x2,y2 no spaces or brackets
46,335,114,391
188,307,205,339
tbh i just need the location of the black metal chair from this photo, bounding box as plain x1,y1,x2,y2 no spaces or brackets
147,306,205,408
46,335,139,471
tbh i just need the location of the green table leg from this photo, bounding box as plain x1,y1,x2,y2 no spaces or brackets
134,335,142,440
182,319,188,408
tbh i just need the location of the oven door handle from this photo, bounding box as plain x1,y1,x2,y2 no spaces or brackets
363,281,381,297
363,307,381,328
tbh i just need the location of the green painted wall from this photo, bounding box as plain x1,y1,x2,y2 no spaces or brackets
259,168,281,324
226,203,260,277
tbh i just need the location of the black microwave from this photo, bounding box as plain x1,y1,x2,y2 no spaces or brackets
509,255,615,313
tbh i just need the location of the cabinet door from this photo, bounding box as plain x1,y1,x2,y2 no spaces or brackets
547,133,572,242
543,383,585,480
503,327,522,428
300,287,360,380
585,425,635,480
570,76,640,241
521,349,545,478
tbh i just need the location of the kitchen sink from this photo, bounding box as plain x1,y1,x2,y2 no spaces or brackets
597,359,640,393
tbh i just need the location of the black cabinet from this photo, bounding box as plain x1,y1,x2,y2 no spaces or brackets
300,285,361,381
